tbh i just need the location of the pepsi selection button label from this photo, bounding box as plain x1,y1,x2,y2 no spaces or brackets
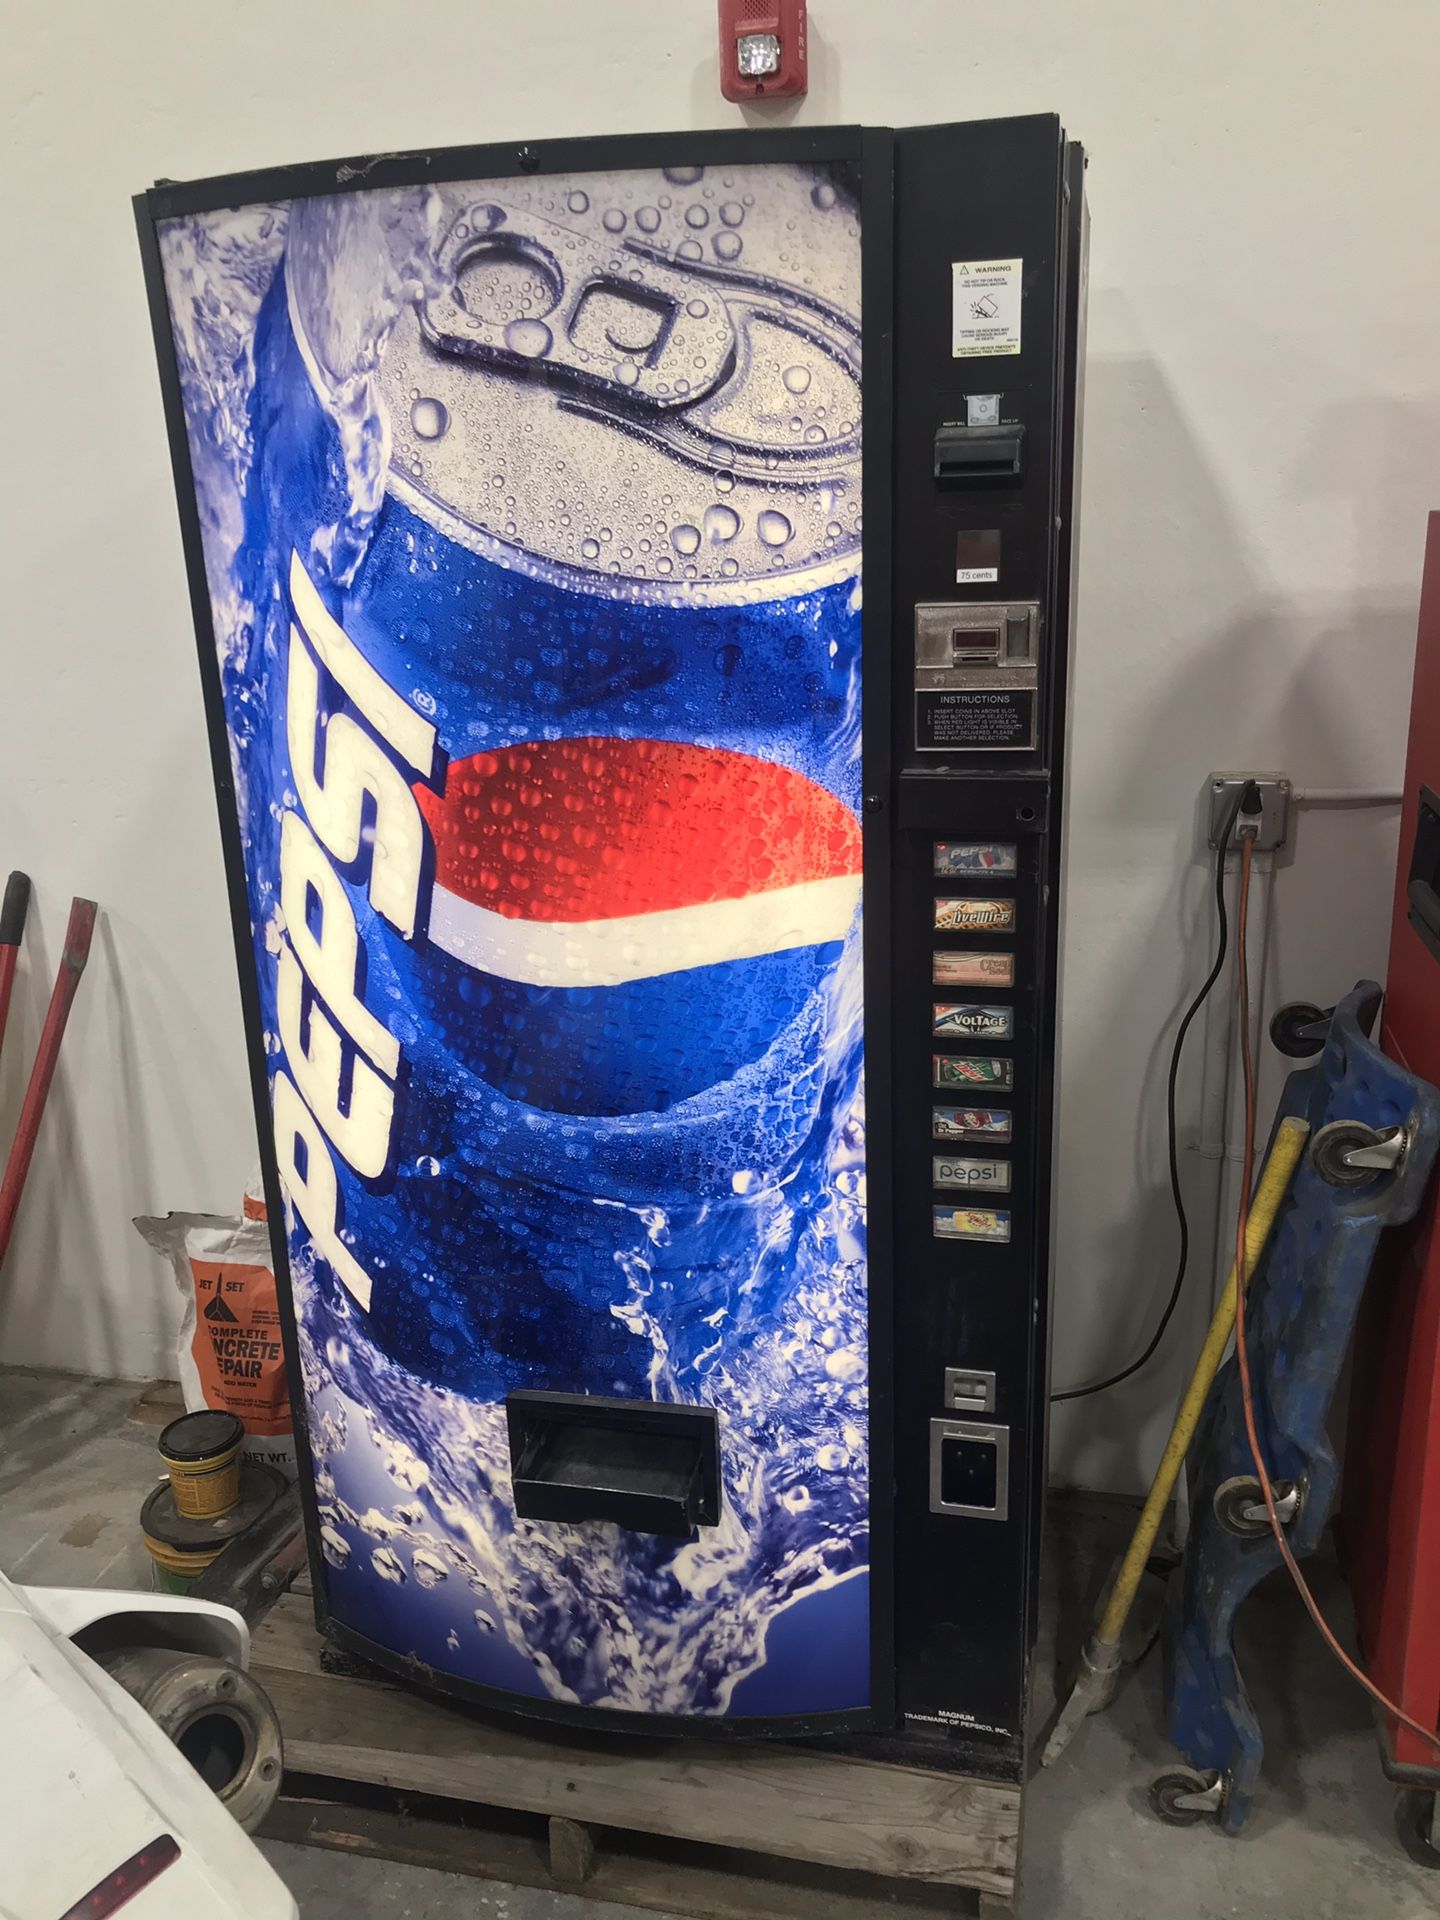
934,897,1015,933
933,1205,1012,1243
933,1056,1014,1091
933,1105,1011,1142
933,951,1015,988
934,841,1017,877
934,1156,1010,1192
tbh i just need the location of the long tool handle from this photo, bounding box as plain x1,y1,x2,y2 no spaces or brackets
1093,1112,1311,1650
0,896,98,1270
0,871,32,1065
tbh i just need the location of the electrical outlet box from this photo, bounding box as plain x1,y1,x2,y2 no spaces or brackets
1207,773,1291,852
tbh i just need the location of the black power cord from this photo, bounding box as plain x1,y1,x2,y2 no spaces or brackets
1051,786,1251,1404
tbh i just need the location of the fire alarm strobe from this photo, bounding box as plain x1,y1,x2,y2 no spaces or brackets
719,0,808,101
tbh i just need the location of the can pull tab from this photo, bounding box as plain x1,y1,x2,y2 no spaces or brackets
418,204,737,411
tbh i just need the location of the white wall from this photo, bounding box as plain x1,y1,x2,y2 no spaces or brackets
1,1,1437,1490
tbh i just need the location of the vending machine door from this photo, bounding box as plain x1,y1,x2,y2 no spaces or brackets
138,115,1085,1761
138,128,892,1734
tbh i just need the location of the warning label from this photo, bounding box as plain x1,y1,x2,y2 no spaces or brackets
188,1257,290,1436
917,689,1035,751
952,258,1023,358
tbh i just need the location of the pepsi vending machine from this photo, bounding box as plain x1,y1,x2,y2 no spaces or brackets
137,115,1085,1777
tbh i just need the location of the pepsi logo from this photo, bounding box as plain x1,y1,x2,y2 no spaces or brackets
415,738,862,989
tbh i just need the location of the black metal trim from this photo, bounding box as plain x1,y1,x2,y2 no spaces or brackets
1024,130,1088,1682
141,125,864,222
859,124,898,1730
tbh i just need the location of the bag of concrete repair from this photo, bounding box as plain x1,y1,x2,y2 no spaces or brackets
134,1196,295,1480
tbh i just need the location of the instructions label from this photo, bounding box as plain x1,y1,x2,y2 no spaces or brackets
917,689,1035,751
952,258,1022,358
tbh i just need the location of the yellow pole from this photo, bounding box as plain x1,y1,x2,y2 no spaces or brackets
1043,1112,1310,1765
1095,1112,1310,1646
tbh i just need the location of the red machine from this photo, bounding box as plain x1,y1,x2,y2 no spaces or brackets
1346,512,1440,1826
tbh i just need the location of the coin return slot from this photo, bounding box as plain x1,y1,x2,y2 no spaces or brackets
506,1391,721,1538
944,1367,997,1414
929,1419,1009,1520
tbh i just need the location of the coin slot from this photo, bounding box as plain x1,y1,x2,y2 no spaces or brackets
950,624,1002,662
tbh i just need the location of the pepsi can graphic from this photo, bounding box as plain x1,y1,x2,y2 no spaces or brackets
153,159,869,1721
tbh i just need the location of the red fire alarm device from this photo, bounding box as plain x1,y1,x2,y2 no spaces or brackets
719,0,808,102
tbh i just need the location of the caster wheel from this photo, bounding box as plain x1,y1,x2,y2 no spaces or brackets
1148,1765,1222,1827
1395,1789,1440,1869
1311,1120,1389,1187
1269,1002,1329,1058
1213,1474,1299,1538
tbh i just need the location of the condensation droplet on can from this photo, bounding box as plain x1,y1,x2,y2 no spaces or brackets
781,364,812,396
719,202,745,227
663,165,704,185
685,204,710,229
812,180,838,211
615,360,640,388
757,509,793,548
635,205,661,233
670,523,702,556
685,298,710,317
713,230,743,263
410,396,450,441
703,503,741,544
602,207,626,232
676,239,703,262
567,189,590,213
581,538,601,560
503,318,552,359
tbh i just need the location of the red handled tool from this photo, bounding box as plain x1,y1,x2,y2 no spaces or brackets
0,892,98,1269
0,871,31,1064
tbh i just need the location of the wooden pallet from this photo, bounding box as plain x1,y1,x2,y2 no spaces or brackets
252,1579,1023,1918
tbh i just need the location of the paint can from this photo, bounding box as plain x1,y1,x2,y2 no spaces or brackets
141,1460,287,1594
157,1409,245,1520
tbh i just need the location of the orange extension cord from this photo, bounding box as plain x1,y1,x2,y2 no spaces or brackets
1231,831,1440,1756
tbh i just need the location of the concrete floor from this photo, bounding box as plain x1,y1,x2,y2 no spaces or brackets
3,1364,1436,1919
